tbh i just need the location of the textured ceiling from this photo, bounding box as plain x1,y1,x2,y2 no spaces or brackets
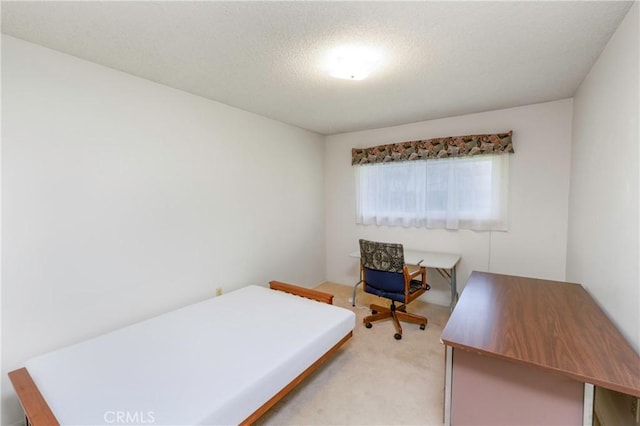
1,1,633,135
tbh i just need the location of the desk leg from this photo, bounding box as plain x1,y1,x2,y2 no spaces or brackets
450,266,458,313
351,281,362,307
352,265,364,307
583,383,594,426
443,346,453,426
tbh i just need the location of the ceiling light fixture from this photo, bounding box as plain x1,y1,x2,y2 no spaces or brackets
327,45,381,81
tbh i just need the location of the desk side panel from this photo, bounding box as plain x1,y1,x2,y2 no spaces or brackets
451,349,583,426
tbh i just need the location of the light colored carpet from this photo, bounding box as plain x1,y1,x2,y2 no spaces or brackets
256,282,449,425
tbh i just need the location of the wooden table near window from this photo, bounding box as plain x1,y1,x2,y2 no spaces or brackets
440,271,640,426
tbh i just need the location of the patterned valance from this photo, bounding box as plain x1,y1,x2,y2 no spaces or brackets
352,131,514,165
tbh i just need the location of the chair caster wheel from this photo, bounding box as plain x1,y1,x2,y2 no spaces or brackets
426,284,431,290
420,324,426,330
371,310,377,314
365,323,372,328
394,333,402,340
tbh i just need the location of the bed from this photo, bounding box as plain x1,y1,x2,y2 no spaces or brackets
9,281,356,425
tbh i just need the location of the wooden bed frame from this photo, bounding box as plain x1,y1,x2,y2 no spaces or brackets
8,281,353,426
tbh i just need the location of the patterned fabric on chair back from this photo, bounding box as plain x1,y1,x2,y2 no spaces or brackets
359,239,407,303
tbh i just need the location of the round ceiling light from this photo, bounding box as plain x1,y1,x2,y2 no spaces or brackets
327,45,381,81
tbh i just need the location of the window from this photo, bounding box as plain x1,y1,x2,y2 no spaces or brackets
355,154,509,231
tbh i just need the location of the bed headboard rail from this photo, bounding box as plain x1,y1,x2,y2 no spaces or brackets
269,281,334,304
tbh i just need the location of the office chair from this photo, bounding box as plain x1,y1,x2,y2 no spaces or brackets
359,239,429,340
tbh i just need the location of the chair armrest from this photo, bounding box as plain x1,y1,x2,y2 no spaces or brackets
408,266,426,280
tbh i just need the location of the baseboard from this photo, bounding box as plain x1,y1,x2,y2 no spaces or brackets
314,280,329,288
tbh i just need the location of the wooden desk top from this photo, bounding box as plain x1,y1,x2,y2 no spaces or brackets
441,271,640,397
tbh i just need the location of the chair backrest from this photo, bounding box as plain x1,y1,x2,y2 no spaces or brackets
359,239,406,300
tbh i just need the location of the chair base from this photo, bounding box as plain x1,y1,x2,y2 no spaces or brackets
363,302,427,339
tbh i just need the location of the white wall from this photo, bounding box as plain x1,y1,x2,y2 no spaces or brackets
1,36,325,425
567,3,639,352
326,99,573,304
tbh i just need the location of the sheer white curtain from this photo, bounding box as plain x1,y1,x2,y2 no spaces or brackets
355,154,509,231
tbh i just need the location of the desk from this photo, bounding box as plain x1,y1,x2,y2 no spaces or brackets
440,271,640,426
349,249,461,312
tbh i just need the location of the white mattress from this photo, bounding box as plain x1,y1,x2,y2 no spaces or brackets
25,285,355,425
